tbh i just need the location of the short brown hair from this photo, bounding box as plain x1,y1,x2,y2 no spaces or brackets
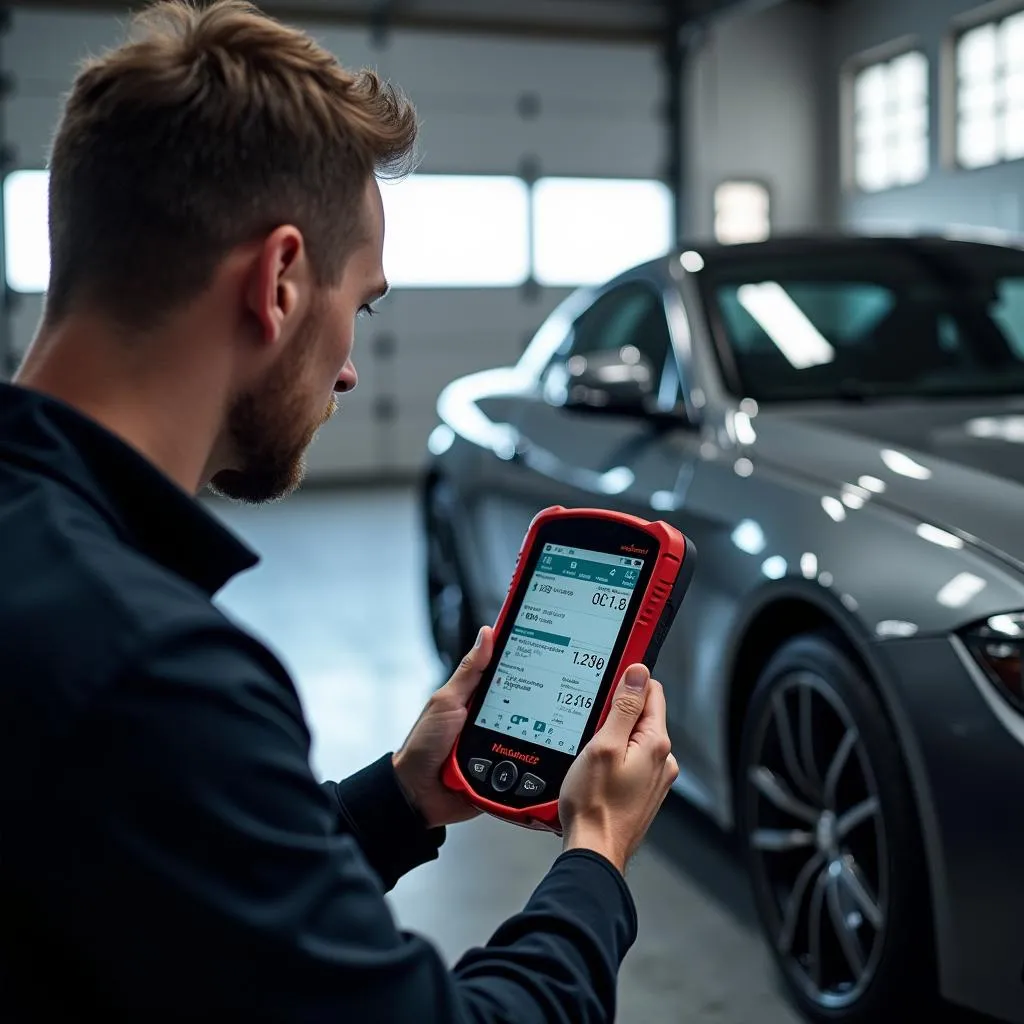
46,0,417,327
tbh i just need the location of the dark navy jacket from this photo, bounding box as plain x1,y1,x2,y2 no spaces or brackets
0,382,636,1022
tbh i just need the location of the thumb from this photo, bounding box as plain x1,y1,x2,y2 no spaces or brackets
598,664,650,746
444,626,494,703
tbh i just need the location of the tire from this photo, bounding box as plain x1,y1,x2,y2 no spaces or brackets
736,632,935,1023
424,479,480,675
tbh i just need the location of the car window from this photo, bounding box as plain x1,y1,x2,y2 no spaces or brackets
991,278,1024,358
565,282,673,371
701,244,1024,402
541,281,682,408
718,283,895,355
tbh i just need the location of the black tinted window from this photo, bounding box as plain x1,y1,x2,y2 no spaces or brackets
543,281,681,408
703,243,1024,402
566,282,673,371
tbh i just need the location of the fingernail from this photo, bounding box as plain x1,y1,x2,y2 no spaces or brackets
474,628,484,648
623,665,648,689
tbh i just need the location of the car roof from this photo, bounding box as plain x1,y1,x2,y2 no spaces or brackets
627,230,1024,279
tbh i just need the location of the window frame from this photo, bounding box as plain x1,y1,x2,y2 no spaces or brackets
945,0,1024,171
841,38,930,195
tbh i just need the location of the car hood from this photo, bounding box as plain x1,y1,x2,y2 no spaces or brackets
749,396,1024,574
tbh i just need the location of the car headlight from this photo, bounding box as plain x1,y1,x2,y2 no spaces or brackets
962,612,1024,713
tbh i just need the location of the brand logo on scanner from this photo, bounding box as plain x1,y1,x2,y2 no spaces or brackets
491,743,540,765
620,544,649,555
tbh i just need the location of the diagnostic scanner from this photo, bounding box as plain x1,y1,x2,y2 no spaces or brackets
442,505,695,833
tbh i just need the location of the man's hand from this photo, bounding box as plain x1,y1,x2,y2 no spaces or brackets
392,626,494,829
559,664,678,874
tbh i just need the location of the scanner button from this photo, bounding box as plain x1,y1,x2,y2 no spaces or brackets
491,761,519,793
515,773,546,799
467,758,492,782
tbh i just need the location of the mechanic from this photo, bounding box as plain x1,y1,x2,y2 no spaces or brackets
0,2,679,1021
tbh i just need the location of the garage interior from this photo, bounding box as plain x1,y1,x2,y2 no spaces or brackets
2,0,1023,1021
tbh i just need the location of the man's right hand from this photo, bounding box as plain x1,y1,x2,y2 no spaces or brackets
559,664,678,874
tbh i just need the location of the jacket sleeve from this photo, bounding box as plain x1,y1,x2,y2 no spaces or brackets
39,622,637,1023
321,755,447,892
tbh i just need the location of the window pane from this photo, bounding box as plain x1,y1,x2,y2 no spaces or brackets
1003,106,1024,159
959,78,998,114
896,138,929,184
991,278,1024,357
705,247,1024,403
1004,69,1024,107
958,23,999,83
379,174,529,288
893,104,928,140
3,170,49,294
891,50,928,105
532,177,673,287
1002,11,1024,71
855,144,889,191
855,111,888,148
569,284,670,370
713,181,770,244
958,114,1000,167
855,64,887,112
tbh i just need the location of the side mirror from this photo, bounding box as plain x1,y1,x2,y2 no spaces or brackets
563,348,658,416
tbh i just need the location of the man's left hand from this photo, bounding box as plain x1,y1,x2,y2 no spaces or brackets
392,626,494,829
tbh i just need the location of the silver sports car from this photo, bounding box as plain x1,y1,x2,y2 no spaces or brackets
421,235,1024,1024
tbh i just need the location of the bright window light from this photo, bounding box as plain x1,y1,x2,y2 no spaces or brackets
4,169,50,293
4,171,534,293
714,181,770,244
956,12,1024,168
379,174,529,288
852,50,929,192
532,177,673,287
735,282,835,368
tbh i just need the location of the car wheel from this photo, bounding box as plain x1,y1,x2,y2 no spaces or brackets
424,480,479,674
737,633,934,1023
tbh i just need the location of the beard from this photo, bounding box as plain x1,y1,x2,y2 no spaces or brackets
209,309,338,505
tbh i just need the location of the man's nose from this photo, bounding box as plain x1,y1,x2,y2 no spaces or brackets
335,361,358,393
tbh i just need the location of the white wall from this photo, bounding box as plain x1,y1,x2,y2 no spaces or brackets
825,0,1024,236
4,6,667,480
682,0,828,242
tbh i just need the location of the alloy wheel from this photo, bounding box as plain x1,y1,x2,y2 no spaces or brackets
745,671,888,1010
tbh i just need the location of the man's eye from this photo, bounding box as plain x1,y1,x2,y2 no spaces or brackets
357,304,377,319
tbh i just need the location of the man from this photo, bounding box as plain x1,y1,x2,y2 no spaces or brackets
0,2,679,1021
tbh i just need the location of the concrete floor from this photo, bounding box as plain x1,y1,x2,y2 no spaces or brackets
206,486,806,1024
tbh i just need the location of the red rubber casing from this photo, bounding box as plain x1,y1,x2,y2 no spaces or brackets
442,505,695,834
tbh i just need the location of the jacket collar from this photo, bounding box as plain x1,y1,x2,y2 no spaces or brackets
0,382,259,595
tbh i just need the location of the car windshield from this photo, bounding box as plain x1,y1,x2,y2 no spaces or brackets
701,241,1024,402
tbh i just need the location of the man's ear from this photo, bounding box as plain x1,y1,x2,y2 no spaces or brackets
245,225,307,348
